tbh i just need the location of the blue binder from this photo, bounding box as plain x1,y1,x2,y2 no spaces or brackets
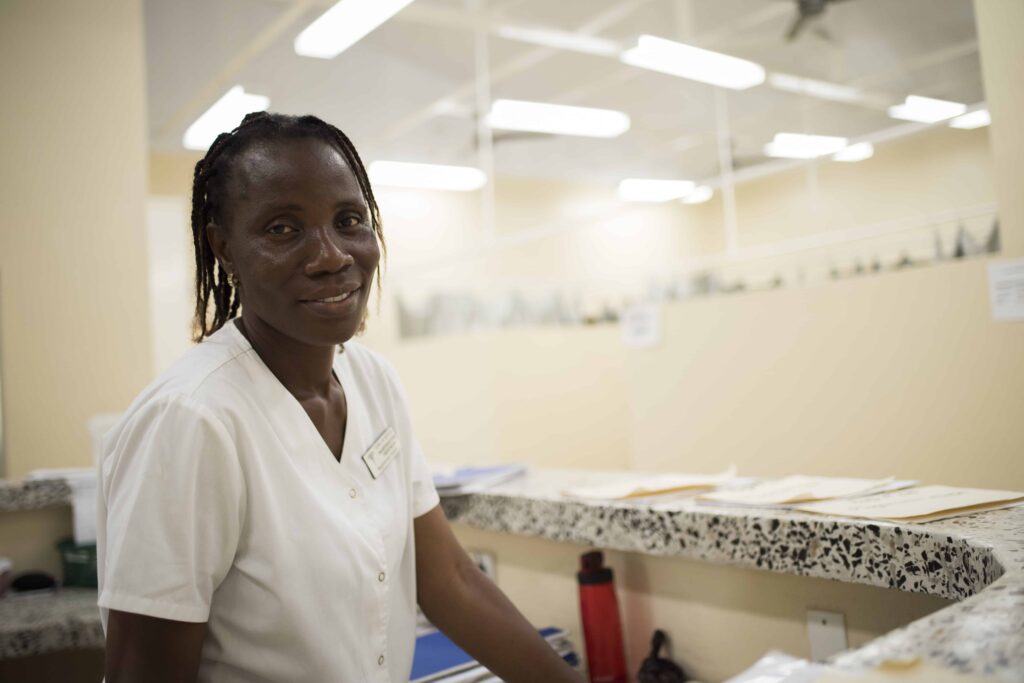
411,627,572,682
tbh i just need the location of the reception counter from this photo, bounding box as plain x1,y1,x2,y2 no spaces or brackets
1,471,1022,681
439,470,1023,682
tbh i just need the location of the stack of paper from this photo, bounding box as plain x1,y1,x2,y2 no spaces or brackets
411,626,578,682
795,485,1024,523
725,654,1000,683
562,467,737,500
817,657,1005,682
432,464,527,497
698,476,915,508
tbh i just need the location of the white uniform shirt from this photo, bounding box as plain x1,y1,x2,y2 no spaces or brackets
97,322,440,682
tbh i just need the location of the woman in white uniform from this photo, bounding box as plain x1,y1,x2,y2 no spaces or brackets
98,112,582,683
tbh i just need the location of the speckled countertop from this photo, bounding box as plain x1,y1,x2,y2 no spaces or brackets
440,469,1024,682
0,478,72,512
2,471,1022,681
0,589,102,658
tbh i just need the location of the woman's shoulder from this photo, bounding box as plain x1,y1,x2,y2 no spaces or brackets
114,324,253,434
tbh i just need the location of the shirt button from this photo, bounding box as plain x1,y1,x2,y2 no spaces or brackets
349,488,357,499
378,654,385,666
378,571,386,582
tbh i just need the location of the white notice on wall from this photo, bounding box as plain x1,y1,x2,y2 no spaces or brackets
621,302,661,348
988,258,1024,322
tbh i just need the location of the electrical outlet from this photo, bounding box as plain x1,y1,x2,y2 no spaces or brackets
468,550,496,580
807,609,847,661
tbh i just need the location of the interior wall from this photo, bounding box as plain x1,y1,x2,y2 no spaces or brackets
360,125,1021,489
453,525,950,683
975,0,1024,256
0,0,152,479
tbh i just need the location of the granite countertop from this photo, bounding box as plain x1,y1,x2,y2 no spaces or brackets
0,589,102,658
440,469,1024,683
2,471,1021,681
0,479,100,660
0,478,72,512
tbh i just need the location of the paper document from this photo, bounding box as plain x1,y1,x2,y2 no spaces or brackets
432,464,526,496
562,467,737,500
698,476,913,506
796,485,1024,522
817,658,1003,682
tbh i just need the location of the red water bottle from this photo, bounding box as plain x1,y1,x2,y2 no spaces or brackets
577,550,628,683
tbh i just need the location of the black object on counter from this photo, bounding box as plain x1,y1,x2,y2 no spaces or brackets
11,571,58,594
637,629,687,683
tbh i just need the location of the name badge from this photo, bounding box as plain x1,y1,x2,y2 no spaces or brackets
361,427,400,480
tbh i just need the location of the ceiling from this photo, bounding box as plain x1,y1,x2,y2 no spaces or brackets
144,0,984,185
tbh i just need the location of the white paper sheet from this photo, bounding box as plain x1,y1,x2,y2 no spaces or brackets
562,467,737,500
988,258,1024,322
796,485,1024,522
816,658,1003,682
697,476,913,506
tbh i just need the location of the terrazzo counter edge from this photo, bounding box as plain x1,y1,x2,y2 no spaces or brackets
0,478,73,512
440,469,1024,683
1,471,1021,680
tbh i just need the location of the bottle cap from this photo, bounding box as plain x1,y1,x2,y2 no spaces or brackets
577,550,614,585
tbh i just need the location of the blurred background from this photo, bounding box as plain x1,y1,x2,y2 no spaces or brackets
1,0,1022,680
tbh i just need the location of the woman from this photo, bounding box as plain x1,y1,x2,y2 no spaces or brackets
97,112,582,683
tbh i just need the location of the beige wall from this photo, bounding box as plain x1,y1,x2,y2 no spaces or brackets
455,525,949,682
975,0,1024,257
355,69,1019,680
0,0,152,478
0,507,71,578
363,124,1020,490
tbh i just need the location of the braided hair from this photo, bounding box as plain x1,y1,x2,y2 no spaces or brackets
189,111,385,342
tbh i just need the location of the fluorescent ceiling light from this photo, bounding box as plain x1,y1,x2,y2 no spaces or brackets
183,86,269,151
832,142,874,162
621,34,765,90
681,185,714,204
887,95,966,123
486,99,630,138
949,109,991,129
768,73,865,104
369,161,486,192
295,0,415,59
618,178,695,203
496,25,619,57
764,132,848,159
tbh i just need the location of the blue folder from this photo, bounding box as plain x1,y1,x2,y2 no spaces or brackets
411,627,572,682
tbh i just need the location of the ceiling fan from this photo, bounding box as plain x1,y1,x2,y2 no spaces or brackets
785,0,852,43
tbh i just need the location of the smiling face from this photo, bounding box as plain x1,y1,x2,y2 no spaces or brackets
209,136,381,347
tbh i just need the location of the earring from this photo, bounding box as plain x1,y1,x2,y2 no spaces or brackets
222,262,239,287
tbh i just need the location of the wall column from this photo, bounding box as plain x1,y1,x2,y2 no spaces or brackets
0,0,153,477
974,0,1024,257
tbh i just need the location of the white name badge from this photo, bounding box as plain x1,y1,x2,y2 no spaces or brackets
361,427,400,480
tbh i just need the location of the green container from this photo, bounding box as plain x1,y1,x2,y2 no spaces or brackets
57,537,97,588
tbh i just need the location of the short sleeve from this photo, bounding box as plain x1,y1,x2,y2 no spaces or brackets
98,394,245,623
377,358,440,519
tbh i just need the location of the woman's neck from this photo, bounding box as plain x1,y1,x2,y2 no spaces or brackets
235,314,337,400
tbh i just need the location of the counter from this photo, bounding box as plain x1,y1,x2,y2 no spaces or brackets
440,469,1024,682
1,470,1021,682
0,478,72,512
0,589,102,658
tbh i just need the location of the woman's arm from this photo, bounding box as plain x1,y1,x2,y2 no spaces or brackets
105,610,207,683
414,506,584,683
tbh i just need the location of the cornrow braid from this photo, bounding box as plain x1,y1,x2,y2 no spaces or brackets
189,112,385,342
